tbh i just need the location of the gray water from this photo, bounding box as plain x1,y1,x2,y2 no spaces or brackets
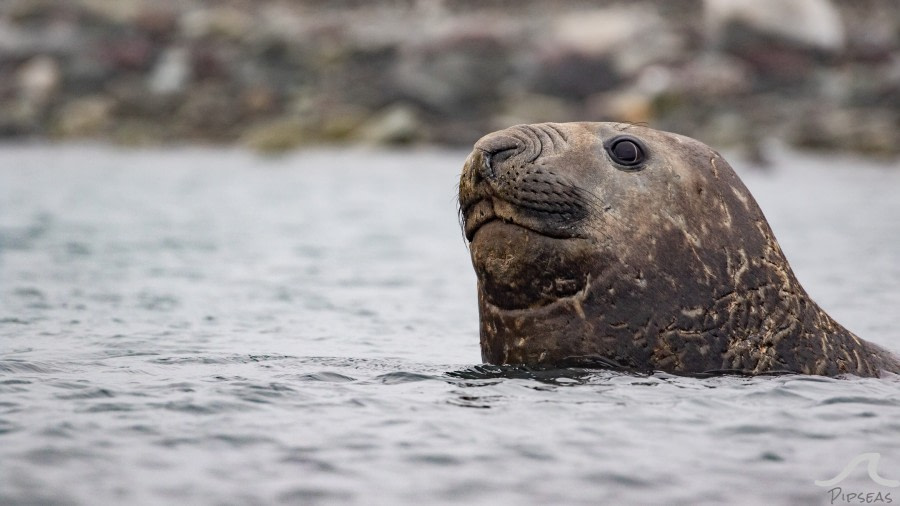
1,145,899,506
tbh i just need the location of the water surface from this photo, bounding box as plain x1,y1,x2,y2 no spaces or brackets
1,145,899,505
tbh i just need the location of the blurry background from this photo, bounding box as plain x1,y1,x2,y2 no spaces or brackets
1,0,898,157
4,3,900,505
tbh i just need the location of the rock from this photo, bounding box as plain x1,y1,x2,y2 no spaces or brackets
16,55,60,104
704,0,847,90
585,91,654,125
321,104,370,141
791,107,898,155
356,104,422,145
104,75,175,121
0,18,83,59
148,47,191,95
176,83,243,139
704,0,845,53
550,7,684,76
530,6,682,99
633,65,674,97
699,111,754,148
6,0,55,22
492,93,575,129
550,8,653,57
64,51,116,95
189,43,230,81
392,32,513,115
671,55,753,96
100,35,156,71
839,2,898,62
135,6,179,38
0,98,40,136
585,66,676,125
240,117,310,153
79,0,145,24
323,45,399,110
240,86,279,116
528,50,621,100
112,120,168,146
52,96,114,138
181,6,253,41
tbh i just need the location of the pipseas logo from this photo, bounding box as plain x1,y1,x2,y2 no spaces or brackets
815,453,898,504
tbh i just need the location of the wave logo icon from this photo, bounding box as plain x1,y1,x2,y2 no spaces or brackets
815,453,899,487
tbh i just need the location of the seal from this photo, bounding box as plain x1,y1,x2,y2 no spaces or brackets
458,122,900,377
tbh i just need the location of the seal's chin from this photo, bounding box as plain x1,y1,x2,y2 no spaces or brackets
468,219,593,310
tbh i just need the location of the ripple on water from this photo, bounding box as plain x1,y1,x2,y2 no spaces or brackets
0,317,35,324
154,400,246,415
54,387,117,400
280,451,340,473
209,433,276,447
135,292,180,311
446,393,502,409
228,381,300,404
295,356,447,374
407,453,463,466
0,418,20,435
714,424,835,439
819,396,900,406
373,371,437,384
80,403,138,413
24,446,99,466
445,364,626,386
277,488,353,504
0,383,31,396
39,422,79,438
0,360,59,374
294,371,357,382
149,356,223,365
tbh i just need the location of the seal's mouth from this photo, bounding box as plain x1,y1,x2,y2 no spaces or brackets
463,198,497,241
462,197,582,242
462,197,548,241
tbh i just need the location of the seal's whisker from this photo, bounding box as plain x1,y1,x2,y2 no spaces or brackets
532,180,621,246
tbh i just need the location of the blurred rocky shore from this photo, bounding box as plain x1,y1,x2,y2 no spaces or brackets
1,0,898,156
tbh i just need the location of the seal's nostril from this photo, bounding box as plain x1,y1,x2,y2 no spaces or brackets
482,148,516,179
489,148,517,172
478,145,519,180
473,131,526,180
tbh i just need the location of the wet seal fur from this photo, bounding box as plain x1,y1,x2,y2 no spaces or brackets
458,122,900,377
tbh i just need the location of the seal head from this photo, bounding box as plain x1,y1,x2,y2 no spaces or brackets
459,122,900,377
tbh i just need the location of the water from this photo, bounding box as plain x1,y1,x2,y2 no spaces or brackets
1,144,899,506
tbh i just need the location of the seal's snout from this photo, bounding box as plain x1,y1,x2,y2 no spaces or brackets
459,149,500,241
460,123,590,242
459,133,525,241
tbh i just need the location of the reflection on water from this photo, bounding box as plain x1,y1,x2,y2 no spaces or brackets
1,145,899,505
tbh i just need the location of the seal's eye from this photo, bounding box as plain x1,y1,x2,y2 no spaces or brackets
605,136,646,169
